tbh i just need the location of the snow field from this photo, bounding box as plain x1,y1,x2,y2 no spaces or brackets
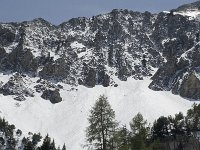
0,76,196,150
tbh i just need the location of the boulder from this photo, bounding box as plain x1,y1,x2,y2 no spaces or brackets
0,74,34,100
41,89,62,104
14,95,26,101
179,73,200,100
34,79,62,93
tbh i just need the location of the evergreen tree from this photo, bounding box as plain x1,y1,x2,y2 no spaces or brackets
23,141,34,150
152,116,169,139
168,112,185,137
86,95,118,150
149,139,162,150
62,144,66,150
39,134,51,150
50,139,56,150
32,133,42,146
129,113,149,150
185,103,200,138
57,146,61,150
114,125,131,150
186,103,200,131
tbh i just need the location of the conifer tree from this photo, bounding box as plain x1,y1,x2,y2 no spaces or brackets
86,95,118,150
62,144,66,150
57,146,61,150
114,125,131,150
32,133,42,146
129,113,149,150
40,134,51,150
152,116,169,139
50,139,56,150
23,141,34,150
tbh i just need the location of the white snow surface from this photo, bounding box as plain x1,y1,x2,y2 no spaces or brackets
174,9,200,20
163,9,200,20
71,41,85,49
0,76,196,150
174,10,200,18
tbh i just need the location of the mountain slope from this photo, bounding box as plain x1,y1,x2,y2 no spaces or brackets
0,1,200,149
1,6,200,100
0,74,194,150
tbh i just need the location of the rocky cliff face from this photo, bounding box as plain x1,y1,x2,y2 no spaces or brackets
1,1,200,101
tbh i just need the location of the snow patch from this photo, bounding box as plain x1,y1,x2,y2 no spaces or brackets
174,10,200,20
71,41,85,49
0,75,196,150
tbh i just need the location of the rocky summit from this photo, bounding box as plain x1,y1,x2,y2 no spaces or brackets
1,1,200,102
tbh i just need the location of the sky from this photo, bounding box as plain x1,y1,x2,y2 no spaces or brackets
0,0,197,25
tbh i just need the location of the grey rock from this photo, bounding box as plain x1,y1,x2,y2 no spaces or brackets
179,73,200,100
34,79,61,93
39,58,70,80
0,47,6,60
41,89,62,104
84,67,96,87
97,71,110,87
149,59,178,91
0,74,34,99
1,1,200,100
0,24,16,46
14,95,26,101
3,43,38,72
175,1,200,12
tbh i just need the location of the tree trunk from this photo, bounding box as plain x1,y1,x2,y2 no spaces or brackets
101,107,106,150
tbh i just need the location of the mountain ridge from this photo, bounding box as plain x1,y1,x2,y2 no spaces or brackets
0,2,200,149
1,5,200,100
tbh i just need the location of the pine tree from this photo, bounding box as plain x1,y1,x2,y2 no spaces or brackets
62,144,66,150
152,116,169,139
23,141,34,150
32,133,42,146
40,134,51,150
114,125,131,150
129,113,149,150
57,146,61,150
50,139,56,150
185,103,200,138
86,95,118,150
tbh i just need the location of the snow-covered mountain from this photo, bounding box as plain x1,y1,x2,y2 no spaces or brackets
0,1,200,149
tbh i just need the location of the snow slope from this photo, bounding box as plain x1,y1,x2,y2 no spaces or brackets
163,9,200,20
0,75,196,150
174,10,200,20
